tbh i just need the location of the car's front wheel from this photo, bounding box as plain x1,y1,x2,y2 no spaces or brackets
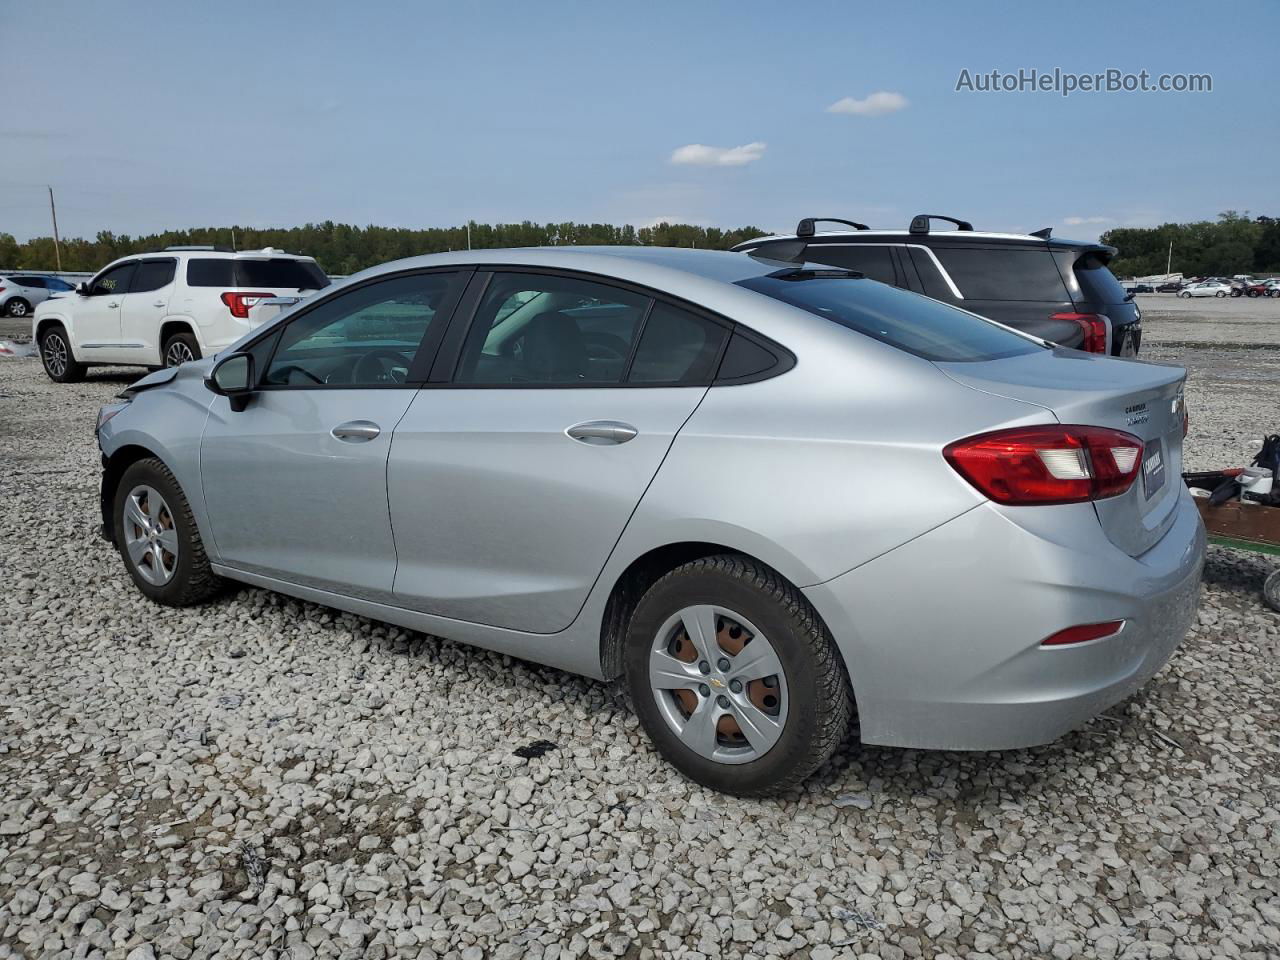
1179,291,1190,298
624,555,852,796
6,297,31,318
38,323,86,383
113,457,225,606
1216,291,1227,298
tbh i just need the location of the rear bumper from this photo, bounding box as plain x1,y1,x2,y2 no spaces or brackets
804,492,1204,750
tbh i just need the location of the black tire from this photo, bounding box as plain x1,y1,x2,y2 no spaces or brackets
1264,569,1280,614
113,457,225,606
1179,292,1191,298
38,323,86,383
623,554,852,796
162,330,202,368
6,297,31,318
1215,291,1226,298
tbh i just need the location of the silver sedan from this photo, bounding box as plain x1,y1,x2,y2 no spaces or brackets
95,247,1204,795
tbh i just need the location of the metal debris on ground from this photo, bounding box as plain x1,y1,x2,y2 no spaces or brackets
513,739,558,759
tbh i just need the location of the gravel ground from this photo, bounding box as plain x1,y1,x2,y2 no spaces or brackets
1,313,1278,960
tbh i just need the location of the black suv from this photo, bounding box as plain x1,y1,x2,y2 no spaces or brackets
732,215,1141,356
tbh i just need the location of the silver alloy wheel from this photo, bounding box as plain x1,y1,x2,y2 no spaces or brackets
9,299,28,317
165,340,195,366
122,484,180,586
41,332,68,377
648,604,789,765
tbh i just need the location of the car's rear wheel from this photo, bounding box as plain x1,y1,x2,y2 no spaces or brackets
114,457,224,606
624,554,852,796
163,331,201,367
1216,291,1227,298
6,297,31,318
38,323,86,383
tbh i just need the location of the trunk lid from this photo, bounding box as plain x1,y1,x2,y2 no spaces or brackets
936,348,1186,557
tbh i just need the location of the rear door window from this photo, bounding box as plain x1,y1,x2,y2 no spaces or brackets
738,272,1042,362
454,273,649,385
933,247,1069,301
627,303,729,384
131,259,177,293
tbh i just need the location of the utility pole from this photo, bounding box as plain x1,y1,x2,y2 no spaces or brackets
466,221,472,250
1166,240,1173,278
48,186,62,272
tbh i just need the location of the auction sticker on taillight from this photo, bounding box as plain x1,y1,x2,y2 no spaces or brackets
1142,444,1166,497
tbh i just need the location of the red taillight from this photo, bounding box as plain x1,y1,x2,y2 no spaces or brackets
1051,312,1109,354
944,425,1144,505
220,291,275,319
1041,620,1125,646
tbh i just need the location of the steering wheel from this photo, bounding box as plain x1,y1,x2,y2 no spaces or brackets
581,332,630,363
351,349,411,384
270,364,325,385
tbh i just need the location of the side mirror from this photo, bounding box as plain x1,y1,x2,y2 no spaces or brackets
205,352,256,411
77,282,90,296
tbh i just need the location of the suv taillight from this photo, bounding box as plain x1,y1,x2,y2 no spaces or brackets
220,292,275,319
1051,312,1109,354
944,425,1144,505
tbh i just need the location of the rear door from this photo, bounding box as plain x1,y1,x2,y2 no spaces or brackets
387,270,730,632
74,261,137,361
199,269,468,599
120,258,178,362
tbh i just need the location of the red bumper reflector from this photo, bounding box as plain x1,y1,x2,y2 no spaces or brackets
1041,620,1125,647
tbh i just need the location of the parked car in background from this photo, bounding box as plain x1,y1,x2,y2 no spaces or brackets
1246,280,1280,297
94,246,1203,795
0,274,77,317
33,246,329,382
1125,283,1154,294
732,215,1143,356
1179,281,1233,298
1154,281,1184,293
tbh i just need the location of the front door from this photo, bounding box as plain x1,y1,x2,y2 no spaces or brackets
74,261,136,361
388,270,731,632
199,269,468,599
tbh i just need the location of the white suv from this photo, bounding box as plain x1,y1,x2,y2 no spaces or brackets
33,246,329,382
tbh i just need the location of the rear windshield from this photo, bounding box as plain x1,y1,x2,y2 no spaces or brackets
187,258,329,290
737,273,1042,362
1073,252,1128,304
934,247,1069,301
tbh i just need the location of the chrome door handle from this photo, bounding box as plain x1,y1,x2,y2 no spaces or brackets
107,301,119,308
331,420,381,442
153,300,166,307
565,420,638,445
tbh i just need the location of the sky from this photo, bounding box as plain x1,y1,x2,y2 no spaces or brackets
2,0,1277,244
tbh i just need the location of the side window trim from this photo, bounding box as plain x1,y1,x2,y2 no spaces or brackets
433,265,737,389
805,242,963,300
247,266,473,390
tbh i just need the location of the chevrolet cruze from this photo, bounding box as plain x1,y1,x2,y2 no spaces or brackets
95,247,1204,795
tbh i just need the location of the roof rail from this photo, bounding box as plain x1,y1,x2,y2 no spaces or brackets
796,217,869,238
908,215,974,235
1029,227,1052,239
163,244,234,252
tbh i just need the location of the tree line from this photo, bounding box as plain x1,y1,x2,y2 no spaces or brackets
6,213,1277,279
0,221,768,276
1102,212,1280,278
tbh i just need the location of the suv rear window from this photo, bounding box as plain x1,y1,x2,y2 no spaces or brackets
1073,252,1128,305
737,273,1042,362
187,258,329,290
934,247,1068,301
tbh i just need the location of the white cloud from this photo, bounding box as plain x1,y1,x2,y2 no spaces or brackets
1063,216,1113,226
669,142,767,167
826,91,909,117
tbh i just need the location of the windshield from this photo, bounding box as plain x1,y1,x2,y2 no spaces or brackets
737,272,1044,362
